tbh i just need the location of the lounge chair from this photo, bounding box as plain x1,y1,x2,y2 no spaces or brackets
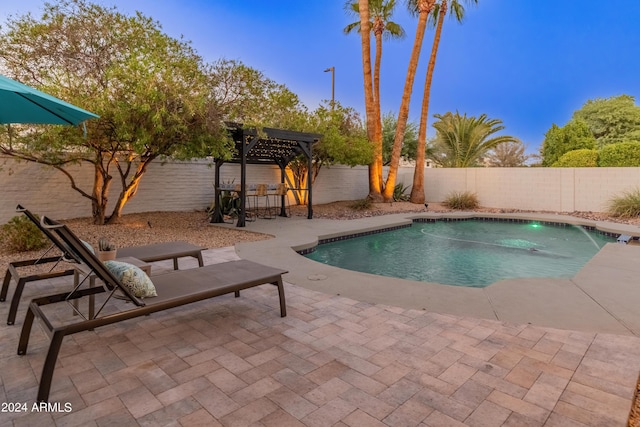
1,205,77,325
17,216,287,402
2,205,205,325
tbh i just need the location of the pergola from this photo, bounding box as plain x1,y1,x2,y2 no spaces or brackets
210,124,322,227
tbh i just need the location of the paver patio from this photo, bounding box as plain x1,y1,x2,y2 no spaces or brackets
1,213,639,426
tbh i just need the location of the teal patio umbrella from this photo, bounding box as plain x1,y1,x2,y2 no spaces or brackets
0,73,98,125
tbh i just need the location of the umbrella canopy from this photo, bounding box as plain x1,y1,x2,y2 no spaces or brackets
0,74,98,125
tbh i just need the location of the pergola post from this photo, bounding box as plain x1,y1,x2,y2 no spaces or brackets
210,124,320,227
211,159,224,223
278,163,287,217
307,144,313,219
236,131,247,227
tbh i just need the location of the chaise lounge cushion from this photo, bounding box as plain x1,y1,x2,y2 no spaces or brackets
104,261,157,298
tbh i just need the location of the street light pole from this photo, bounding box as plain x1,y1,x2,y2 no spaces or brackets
324,67,335,110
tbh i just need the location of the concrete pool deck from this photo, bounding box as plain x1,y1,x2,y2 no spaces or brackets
228,211,640,337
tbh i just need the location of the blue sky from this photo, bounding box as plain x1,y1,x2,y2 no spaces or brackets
2,0,640,154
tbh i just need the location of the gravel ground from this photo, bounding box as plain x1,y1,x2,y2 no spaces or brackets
0,210,271,276
2,201,639,276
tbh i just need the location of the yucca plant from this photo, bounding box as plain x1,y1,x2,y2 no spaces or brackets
608,188,640,218
443,191,479,210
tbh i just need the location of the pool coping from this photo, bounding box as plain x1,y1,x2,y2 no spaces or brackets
297,216,625,256
217,211,640,336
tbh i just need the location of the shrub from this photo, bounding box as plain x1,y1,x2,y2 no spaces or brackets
393,183,410,201
0,215,48,252
552,149,598,167
598,142,640,167
443,191,479,210
350,197,373,211
607,188,640,218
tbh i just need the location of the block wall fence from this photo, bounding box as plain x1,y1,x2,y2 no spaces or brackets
1,155,640,224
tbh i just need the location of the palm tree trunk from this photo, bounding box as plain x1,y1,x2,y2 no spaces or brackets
410,0,447,203
371,29,384,200
382,0,435,201
358,0,381,201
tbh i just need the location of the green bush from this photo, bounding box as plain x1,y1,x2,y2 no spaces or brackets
598,142,640,167
1,215,48,252
607,188,640,218
350,197,373,211
393,183,410,201
552,149,599,167
442,191,479,210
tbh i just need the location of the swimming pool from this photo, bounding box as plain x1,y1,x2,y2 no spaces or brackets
304,219,616,287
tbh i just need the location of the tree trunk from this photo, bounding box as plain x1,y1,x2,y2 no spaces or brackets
106,177,140,224
410,0,447,204
371,28,385,201
358,0,382,201
91,160,111,225
106,159,151,224
382,0,434,202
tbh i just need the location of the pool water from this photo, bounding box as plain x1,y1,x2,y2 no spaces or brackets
304,220,615,287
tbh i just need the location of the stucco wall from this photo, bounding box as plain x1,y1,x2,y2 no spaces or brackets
398,167,640,213
0,157,368,223
2,156,640,224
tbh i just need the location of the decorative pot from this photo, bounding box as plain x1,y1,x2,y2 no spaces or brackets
97,250,117,262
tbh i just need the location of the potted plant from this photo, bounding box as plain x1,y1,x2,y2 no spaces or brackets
97,237,117,261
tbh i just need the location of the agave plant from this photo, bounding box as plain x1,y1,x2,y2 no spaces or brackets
98,237,116,251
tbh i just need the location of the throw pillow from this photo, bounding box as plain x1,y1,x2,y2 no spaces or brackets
81,240,95,254
104,260,157,298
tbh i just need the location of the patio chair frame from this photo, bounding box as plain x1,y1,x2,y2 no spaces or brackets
3,205,206,325
1,205,77,325
17,216,287,402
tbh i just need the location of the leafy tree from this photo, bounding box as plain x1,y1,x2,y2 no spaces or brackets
411,0,477,203
381,112,419,164
345,0,404,200
287,101,372,203
572,95,640,147
0,0,229,224
207,58,308,130
552,149,599,167
598,142,640,167
206,60,370,205
485,139,530,167
540,119,596,166
430,112,515,167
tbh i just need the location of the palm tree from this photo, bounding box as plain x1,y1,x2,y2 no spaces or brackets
352,0,377,199
345,0,404,200
430,112,516,167
410,0,478,203
382,0,436,202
